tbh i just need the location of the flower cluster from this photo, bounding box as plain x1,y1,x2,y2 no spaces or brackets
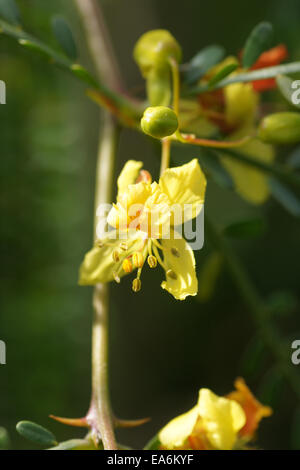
80,159,206,300
158,378,272,450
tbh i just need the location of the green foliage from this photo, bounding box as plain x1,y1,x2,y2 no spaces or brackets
240,336,266,379
291,407,300,450
16,421,57,447
258,368,284,408
198,151,234,189
208,62,238,87
223,218,266,239
0,427,10,449
288,145,300,169
51,15,78,61
267,291,298,318
269,177,300,217
144,435,161,450
0,0,20,25
242,22,273,68
184,45,225,84
49,438,100,450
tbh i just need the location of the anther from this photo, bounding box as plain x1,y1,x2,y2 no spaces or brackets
132,278,142,292
113,271,121,283
122,258,133,273
136,170,152,184
112,250,120,263
96,239,104,248
147,255,157,268
132,252,144,268
120,242,128,252
167,269,177,280
171,247,180,257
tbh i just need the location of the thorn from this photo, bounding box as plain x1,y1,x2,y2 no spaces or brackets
114,416,151,428
49,415,88,428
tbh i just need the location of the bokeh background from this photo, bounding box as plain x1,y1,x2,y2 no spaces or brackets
1,0,300,450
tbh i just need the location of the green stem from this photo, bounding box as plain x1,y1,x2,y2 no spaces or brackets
75,0,122,450
205,215,300,399
187,61,300,95
160,138,171,175
0,18,142,125
89,117,119,450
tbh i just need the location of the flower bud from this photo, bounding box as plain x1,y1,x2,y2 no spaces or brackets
258,112,300,144
133,29,181,77
141,106,178,139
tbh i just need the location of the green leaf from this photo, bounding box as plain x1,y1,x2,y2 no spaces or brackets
184,45,225,84
51,15,77,61
240,336,266,379
71,64,99,88
0,0,20,25
16,421,57,447
0,427,10,449
291,407,300,450
198,151,234,189
288,145,300,169
267,291,298,317
18,39,52,59
276,75,300,110
144,434,161,450
242,22,273,68
269,177,300,217
208,63,238,87
49,439,99,450
223,218,266,239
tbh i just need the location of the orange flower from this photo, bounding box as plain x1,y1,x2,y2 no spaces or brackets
250,44,288,92
227,377,272,438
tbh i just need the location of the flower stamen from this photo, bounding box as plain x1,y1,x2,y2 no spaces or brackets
132,278,142,292
122,258,133,273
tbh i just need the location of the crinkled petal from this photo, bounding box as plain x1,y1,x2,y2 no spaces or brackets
159,159,206,221
79,230,144,285
117,160,143,196
161,232,198,300
220,126,275,204
159,406,199,449
225,82,258,128
198,389,246,450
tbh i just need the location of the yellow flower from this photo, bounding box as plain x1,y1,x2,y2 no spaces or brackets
159,388,246,450
79,159,206,300
195,57,275,205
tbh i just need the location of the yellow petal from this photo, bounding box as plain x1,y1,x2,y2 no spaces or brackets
79,231,144,285
225,82,258,128
159,159,206,221
161,233,198,300
197,389,246,450
117,160,143,196
221,127,274,204
159,406,199,449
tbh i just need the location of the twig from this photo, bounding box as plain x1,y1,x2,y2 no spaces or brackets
75,0,123,450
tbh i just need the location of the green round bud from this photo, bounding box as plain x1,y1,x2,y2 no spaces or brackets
141,106,178,139
258,112,300,145
133,30,182,76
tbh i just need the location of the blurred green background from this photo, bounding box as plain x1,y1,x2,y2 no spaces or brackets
1,0,300,450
